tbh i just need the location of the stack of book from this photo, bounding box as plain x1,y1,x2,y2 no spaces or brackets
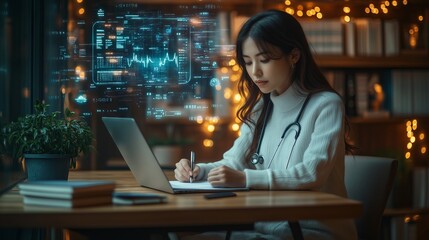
18,180,116,208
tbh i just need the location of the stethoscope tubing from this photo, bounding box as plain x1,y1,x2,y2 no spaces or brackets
251,94,311,166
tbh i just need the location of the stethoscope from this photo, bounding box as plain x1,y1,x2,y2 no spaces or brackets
250,94,311,168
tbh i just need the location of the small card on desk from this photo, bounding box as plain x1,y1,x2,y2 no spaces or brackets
204,192,237,199
112,192,167,205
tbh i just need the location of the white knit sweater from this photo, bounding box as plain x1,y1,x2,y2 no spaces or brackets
196,83,357,239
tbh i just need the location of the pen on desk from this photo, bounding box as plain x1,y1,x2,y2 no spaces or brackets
190,151,195,183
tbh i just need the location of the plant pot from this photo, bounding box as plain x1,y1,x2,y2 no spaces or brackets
24,154,71,181
152,145,182,168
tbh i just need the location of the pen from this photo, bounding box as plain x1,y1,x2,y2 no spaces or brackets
190,151,195,183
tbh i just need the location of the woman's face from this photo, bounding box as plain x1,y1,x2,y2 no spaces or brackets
242,37,295,95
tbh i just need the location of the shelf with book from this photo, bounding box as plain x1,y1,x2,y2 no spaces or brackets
294,5,429,121
324,68,429,119
297,6,429,68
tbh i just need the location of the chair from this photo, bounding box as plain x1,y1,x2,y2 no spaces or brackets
344,155,398,240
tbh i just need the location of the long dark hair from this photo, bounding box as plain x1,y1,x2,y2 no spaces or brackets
235,10,354,161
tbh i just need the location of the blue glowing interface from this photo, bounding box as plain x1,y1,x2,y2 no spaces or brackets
64,4,231,121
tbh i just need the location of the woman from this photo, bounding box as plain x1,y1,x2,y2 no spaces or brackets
175,9,357,240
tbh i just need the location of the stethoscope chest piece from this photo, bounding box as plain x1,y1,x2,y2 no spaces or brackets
251,152,264,165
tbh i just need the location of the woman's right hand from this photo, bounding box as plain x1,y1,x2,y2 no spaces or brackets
174,158,200,182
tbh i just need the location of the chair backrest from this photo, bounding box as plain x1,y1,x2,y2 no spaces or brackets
344,155,398,240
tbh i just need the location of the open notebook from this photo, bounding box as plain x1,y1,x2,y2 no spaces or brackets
102,117,248,194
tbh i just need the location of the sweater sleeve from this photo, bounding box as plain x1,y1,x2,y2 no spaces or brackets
244,93,345,190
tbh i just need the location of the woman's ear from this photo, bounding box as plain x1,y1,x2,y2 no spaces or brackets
290,48,301,64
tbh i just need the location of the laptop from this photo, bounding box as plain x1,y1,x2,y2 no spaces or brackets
102,117,248,194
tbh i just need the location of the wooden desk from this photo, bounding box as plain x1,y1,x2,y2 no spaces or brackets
0,171,362,239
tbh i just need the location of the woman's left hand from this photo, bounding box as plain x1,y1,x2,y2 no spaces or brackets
207,165,246,188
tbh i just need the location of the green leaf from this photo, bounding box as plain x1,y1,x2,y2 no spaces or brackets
0,100,94,168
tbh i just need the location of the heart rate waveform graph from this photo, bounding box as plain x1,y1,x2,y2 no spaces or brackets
126,51,188,85
127,52,179,69
92,16,192,86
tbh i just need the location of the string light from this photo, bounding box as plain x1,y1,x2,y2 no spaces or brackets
404,119,428,162
203,139,214,148
282,1,411,20
343,6,351,14
224,88,232,99
233,93,241,103
231,123,240,132
196,116,204,124
283,1,324,19
207,124,215,133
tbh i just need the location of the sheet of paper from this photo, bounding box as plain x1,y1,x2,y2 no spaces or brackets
169,181,247,191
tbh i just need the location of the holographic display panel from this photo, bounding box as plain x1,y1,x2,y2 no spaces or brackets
76,4,227,121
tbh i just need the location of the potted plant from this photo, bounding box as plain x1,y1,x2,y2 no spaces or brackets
1,101,93,181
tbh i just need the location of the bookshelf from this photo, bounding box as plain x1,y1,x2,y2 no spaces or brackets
288,4,429,147
291,6,429,118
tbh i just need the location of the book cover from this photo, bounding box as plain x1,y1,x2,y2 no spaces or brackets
22,195,113,208
391,70,413,115
300,19,343,55
412,167,429,209
355,72,369,116
345,73,357,116
19,189,113,200
355,18,382,56
412,70,429,115
112,192,167,205
18,180,116,199
344,21,356,57
384,19,400,56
